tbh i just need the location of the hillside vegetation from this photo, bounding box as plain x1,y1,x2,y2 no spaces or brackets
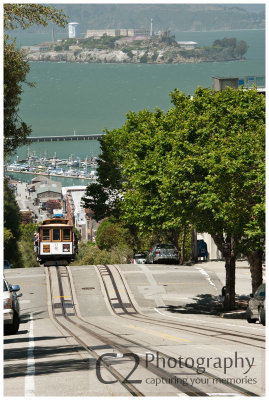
55,4,264,33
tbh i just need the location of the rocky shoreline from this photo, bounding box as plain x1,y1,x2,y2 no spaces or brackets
25,48,240,64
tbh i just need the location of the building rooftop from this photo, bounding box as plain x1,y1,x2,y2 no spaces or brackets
37,183,62,195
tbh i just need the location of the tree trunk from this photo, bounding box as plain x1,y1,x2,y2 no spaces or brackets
191,227,198,262
211,233,236,311
180,226,186,265
247,249,263,294
223,252,236,310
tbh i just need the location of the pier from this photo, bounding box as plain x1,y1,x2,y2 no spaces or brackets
28,134,104,143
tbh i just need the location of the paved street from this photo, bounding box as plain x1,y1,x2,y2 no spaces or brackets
4,262,265,396
14,180,50,223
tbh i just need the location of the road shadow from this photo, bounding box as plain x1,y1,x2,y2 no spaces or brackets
158,293,250,316
4,341,97,379
4,335,62,345
4,341,135,379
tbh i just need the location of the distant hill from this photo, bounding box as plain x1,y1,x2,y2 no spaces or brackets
53,4,265,33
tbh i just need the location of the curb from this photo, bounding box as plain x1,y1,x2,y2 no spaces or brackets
220,310,246,319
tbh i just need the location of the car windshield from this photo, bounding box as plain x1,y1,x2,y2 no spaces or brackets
255,283,265,297
157,244,175,249
3,280,8,291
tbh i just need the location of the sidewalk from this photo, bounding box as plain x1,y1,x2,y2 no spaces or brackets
15,181,49,223
194,259,265,318
196,260,253,296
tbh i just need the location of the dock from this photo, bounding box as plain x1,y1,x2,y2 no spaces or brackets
28,134,104,143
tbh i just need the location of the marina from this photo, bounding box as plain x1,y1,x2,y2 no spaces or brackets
5,152,99,184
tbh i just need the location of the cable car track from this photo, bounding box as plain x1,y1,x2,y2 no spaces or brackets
47,265,212,396
48,265,261,396
97,264,265,349
47,266,144,396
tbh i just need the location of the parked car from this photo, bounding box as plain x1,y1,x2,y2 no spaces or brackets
146,244,179,264
3,278,22,334
246,283,265,326
4,260,13,269
131,252,147,264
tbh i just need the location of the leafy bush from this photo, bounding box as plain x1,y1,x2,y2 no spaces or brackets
96,218,133,251
72,241,132,265
152,51,158,61
140,53,148,63
18,241,39,268
17,223,40,268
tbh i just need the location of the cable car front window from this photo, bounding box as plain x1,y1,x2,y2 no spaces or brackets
63,229,71,241
42,229,50,241
53,228,61,241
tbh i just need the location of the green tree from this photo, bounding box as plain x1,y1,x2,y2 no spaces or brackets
96,218,134,262
4,180,22,266
163,87,265,307
81,129,124,221
83,86,265,310
4,4,67,156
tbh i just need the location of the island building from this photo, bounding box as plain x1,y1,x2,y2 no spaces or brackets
85,28,150,39
68,22,80,39
177,41,198,49
21,43,51,52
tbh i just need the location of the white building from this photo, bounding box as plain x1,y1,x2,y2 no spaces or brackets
63,186,98,242
85,28,150,39
177,41,198,50
68,22,80,39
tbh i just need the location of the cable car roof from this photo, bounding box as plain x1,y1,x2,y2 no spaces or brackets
41,218,69,224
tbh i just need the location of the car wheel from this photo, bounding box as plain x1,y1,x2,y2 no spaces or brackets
258,307,265,326
246,307,257,323
8,312,20,334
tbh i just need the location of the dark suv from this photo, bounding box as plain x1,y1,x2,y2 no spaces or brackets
246,283,265,326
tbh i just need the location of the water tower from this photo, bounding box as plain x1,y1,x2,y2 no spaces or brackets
68,22,80,39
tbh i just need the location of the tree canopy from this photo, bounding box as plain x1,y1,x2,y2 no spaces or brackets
4,179,22,265
83,86,265,299
4,4,68,156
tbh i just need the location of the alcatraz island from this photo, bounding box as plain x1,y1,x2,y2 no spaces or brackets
23,24,248,64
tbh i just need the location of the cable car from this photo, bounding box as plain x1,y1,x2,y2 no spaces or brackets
37,218,78,266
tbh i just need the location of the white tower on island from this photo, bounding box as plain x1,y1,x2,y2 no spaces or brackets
68,22,80,39
150,19,153,37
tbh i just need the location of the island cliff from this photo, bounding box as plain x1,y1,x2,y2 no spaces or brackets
24,35,248,64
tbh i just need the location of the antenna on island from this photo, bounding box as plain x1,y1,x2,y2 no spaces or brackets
52,27,55,43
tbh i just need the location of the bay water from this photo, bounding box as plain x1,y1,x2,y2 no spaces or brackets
8,29,265,184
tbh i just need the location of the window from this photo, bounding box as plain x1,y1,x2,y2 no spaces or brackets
63,229,71,241
255,284,265,299
53,228,61,241
42,229,50,241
